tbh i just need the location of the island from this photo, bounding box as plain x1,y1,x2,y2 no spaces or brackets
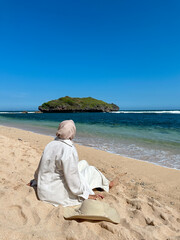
38,96,119,113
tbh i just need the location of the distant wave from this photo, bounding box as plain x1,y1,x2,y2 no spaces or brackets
1,110,180,114
0,112,22,114
111,110,180,114
0,111,35,114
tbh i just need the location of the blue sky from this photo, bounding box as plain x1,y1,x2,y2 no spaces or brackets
0,0,180,110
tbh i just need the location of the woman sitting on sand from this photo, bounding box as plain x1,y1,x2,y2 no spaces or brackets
34,120,116,207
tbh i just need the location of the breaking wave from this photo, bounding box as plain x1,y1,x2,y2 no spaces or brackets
111,110,180,114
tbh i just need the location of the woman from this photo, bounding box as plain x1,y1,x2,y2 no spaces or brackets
34,120,115,207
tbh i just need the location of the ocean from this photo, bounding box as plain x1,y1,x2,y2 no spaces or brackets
0,110,180,170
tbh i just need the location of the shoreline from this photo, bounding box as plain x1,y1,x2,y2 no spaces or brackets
77,141,180,172
0,125,180,195
0,125,180,239
0,123,179,171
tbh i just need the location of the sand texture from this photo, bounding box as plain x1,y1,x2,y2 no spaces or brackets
0,126,180,240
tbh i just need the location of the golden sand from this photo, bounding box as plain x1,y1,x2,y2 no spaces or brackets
0,126,180,240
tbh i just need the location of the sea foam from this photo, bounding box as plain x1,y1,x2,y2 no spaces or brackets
111,110,180,114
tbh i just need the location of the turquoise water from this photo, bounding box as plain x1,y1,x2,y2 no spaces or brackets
0,111,180,169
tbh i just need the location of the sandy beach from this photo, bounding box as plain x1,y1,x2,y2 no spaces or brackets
0,125,180,240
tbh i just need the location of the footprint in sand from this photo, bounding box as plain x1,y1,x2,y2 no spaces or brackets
0,190,5,198
7,205,28,226
31,208,41,225
0,159,10,167
126,198,142,210
23,197,31,207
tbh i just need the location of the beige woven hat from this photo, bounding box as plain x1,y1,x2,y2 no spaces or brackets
64,199,120,224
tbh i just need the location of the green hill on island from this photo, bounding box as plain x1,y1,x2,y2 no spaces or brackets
38,96,119,113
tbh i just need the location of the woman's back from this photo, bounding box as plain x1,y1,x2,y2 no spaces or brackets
37,139,82,207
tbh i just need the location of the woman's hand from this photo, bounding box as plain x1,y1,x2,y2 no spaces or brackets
88,194,104,200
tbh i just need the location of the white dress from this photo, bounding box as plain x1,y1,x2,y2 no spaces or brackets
35,138,110,207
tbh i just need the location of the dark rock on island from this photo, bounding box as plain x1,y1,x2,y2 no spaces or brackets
38,96,119,113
